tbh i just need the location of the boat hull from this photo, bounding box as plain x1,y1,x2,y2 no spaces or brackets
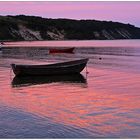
49,47,74,54
11,58,89,76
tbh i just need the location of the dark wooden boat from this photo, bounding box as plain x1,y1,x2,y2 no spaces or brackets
12,74,86,87
11,58,89,76
49,47,74,54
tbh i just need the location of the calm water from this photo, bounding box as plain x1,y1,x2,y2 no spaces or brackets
0,40,140,138
4,39,140,48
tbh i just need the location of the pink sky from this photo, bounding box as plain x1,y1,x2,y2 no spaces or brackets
0,1,140,27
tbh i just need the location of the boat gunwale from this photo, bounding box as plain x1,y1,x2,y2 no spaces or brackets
11,58,89,68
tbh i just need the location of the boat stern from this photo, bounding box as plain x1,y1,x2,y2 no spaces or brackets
11,64,21,76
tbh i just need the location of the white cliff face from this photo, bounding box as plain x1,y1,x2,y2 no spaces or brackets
93,28,132,40
10,25,66,40
18,25,43,40
102,29,114,39
10,28,20,37
115,28,131,39
47,28,65,40
9,24,134,40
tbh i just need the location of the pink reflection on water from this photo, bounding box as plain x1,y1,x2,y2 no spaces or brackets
0,66,140,136
4,40,140,47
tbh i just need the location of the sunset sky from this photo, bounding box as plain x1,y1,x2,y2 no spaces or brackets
0,1,140,27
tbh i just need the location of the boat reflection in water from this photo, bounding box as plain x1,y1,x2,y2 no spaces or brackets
12,74,87,88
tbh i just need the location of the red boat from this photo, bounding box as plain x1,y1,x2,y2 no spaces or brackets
49,47,74,54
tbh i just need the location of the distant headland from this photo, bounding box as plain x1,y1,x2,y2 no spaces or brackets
0,15,140,41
